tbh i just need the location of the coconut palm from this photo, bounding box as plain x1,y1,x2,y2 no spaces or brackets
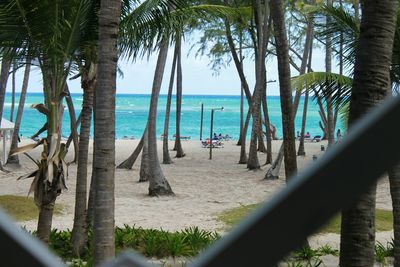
92,0,121,263
340,1,398,265
174,33,186,158
269,0,297,178
163,42,178,164
0,0,93,242
7,58,31,165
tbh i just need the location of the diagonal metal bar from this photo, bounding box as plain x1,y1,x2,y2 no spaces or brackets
189,95,400,267
0,208,64,267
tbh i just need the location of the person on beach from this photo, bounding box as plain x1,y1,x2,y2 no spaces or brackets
336,129,342,143
213,133,218,140
305,132,310,138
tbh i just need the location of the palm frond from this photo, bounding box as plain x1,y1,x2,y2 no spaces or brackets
291,71,352,109
313,4,359,72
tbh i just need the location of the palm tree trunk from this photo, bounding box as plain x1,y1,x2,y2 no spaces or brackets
139,129,150,182
0,58,11,170
270,0,297,179
237,34,245,147
66,114,81,150
262,87,272,164
354,0,360,21
10,63,15,122
163,39,178,164
65,86,79,162
389,165,400,267
0,59,11,132
239,108,251,164
86,86,96,228
237,86,244,146
93,0,120,263
298,19,314,156
37,202,55,244
340,1,398,265
265,145,284,179
147,39,174,196
8,59,31,164
72,63,95,256
247,1,269,170
117,131,144,169
174,35,185,158
326,0,335,148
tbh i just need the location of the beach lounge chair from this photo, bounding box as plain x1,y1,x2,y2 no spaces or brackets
173,134,191,140
201,139,224,148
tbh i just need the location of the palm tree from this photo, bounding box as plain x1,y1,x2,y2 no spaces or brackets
174,33,185,158
10,62,16,122
0,0,93,242
247,0,270,170
7,59,31,165
146,39,174,195
339,1,398,265
163,41,178,164
71,61,97,256
92,0,120,263
269,0,297,178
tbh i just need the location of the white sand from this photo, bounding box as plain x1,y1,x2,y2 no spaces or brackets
0,138,394,252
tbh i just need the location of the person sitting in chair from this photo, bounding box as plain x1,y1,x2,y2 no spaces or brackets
213,133,218,140
304,132,311,139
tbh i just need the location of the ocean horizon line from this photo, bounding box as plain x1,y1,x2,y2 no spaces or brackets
5,91,283,97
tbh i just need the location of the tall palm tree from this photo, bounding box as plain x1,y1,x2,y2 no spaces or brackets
269,0,297,178
72,61,97,256
163,41,178,164
92,0,120,263
0,0,93,242
174,33,185,158
146,39,174,195
247,0,270,170
10,62,16,122
7,58,31,164
340,1,398,265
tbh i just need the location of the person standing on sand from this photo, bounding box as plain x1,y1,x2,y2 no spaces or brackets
336,129,342,143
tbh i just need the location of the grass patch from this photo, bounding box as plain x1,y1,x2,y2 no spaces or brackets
217,203,393,234
0,195,62,221
318,209,393,234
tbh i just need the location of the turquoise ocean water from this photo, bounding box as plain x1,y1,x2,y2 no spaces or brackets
2,93,341,140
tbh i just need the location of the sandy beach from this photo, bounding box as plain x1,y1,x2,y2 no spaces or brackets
0,138,393,253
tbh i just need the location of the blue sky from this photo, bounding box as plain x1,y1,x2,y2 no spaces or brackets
7,40,334,96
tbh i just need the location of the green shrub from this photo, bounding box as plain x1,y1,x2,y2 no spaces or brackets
28,225,220,264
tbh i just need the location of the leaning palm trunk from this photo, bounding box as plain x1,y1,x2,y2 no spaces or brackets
71,63,96,256
139,129,150,182
162,40,178,164
389,165,400,267
265,145,284,179
8,59,31,164
147,39,173,196
174,35,185,158
340,1,398,265
117,132,144,169
65,86,79,163
262,81,272,164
